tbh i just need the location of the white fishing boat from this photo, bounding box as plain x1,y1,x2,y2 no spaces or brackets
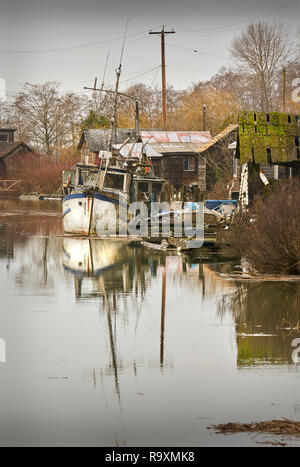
62,157,166,236
63,161,128,235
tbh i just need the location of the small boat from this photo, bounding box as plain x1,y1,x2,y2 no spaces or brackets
62,156,166,236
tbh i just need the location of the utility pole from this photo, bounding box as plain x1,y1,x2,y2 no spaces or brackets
203,104,207,131
149,26,175,130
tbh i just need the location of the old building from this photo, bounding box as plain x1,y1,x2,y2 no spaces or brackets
0,127,34,178
139,130,212,189
192,124,238,192
233,111,300,199
77,128,212,189
77,113,300,200
78,128,138,165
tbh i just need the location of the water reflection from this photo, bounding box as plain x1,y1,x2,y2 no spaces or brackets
0,223,13,259
219,281,300,366
61,238,174,400
1,201,300,446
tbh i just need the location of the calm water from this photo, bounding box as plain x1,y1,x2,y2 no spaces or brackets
0,199,300,447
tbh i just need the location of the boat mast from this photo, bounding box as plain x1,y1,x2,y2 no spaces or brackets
109,20,128,151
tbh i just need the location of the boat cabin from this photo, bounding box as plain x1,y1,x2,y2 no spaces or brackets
133,176,165,203
63,162,165,204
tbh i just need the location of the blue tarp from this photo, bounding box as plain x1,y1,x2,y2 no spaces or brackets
205,200,237,211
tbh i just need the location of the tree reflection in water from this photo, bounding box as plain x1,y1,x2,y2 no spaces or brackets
219,280,300,366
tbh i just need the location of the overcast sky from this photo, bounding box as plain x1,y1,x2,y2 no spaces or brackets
0,0,299,99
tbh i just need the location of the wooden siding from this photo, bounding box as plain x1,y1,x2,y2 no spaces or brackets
80,140,98,165
152,154,198,189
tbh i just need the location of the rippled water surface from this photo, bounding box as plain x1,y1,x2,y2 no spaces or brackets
0,200,300,447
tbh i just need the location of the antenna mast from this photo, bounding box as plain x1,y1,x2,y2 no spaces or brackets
109,20,128,150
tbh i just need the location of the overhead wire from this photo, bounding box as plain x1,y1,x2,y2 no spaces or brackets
176,0,299,34
0,30,147,54
120,66,161,84
165,42,231,60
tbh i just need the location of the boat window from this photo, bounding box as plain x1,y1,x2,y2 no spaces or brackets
138,182,149,193
78,169,98,186
104,173,124,190
152,183,162,195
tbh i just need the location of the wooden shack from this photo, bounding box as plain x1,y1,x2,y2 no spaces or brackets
78,128,137,165
77,129,213,190
0,128,34,178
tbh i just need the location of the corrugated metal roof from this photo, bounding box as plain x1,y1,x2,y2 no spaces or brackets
79,129,213,155
140,130,211,144
113,142,162,159
149,142,206,154
113,139,212,159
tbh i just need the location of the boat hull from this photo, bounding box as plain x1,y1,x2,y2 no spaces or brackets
62,192,120,235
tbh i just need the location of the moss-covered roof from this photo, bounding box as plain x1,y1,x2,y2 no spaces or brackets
239,111,300,164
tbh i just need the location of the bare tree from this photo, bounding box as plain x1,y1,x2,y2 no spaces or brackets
231,22,291,112
10,82,87,156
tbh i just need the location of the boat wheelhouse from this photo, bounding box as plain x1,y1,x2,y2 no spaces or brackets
62,158,166,236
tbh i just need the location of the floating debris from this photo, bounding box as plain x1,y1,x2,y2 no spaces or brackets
46,377,69,380
208,419,300,437
256,440,287,447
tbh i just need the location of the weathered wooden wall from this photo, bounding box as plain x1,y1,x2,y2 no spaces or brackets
151,154,198,189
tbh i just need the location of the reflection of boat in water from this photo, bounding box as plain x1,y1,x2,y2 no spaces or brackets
62,238,131,276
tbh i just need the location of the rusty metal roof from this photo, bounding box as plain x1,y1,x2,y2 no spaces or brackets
79,129,213,156
140,130,211,145
113,142,161,159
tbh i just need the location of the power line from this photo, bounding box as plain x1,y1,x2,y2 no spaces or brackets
0,30,147,54
165,42,231,60
177,0,299,34
150,67,161,89
120,66,161,84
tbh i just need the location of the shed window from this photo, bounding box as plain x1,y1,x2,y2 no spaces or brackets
0,135,8,142
184,156,196,171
